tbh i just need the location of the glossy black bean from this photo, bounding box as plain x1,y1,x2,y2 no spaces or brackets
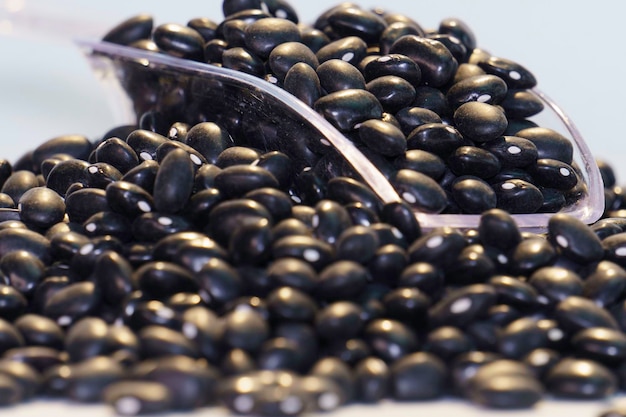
393,150,445,182
488,275,538,310
1,346,55,372
449,176,496,214
43,281,100,327
0,284,26,321
178,306,223,364
265,258,317,293
133,355,218,409
308,357,355,403
312,199,352,245
453,101,508,142
222,307,269,352
571,327,626,364
452,63,486,83
366,75,416,114
61,356,124,402
152,23,204,61
407,226,466,269
331,225,378,263
325,176,381,213
0,373,24,405
104,380,174,415
554,296,619,334
242,17,300,59
132,213,193,243
466,365,543,408
381,287,429,328
0,226,50,265
214,165,279,199
389,35,457,87
363,318,419,363
547,213,604,263
397,262,444,300
206,198,273,247
0,318,24,356
424,326,473,361
124,299,182,330
446,74,508,109
430,283,497,328
215,146,261,168
62,187,107,224
390,351,446,400
283,63,322,108
134,261,198,300
299,26,330,53
265,286,317,323
527,158,578,191
93,137,139,174
316,58,365,93
316,35,367,66
315,260,369,301
499,89,544,118
314,89,383,132
508,237,555,276
395,107,441,137
363,54,420,86
352,356,390,403
126,130,169,162
448,145,501,179
480,135,538,169
545,358,616,399
184,122,233,165
92,250,134,305
406,123,463,158
324,6,386,43
138,325,199,359
105,180,153,218
268,41,319,81
314,301,363,341
514,127,573,164
477,56,537,89
82,211,133,242
121,160,159,193
0,171,40,204
390,169,448,213
477,208,522,250
582,262,626,312
63,317,109,362
494,179,544,214
152,148,194,213
13,314,63,350
0,250,44,296
102,14,152,45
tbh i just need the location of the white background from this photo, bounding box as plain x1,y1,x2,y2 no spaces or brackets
1,1,626,416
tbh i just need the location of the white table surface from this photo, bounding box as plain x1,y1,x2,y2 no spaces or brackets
1,1,626,416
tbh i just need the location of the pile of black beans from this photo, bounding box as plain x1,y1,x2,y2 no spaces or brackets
2,1,626,417
99,0,588,216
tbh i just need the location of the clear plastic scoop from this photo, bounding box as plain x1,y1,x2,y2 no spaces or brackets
76,39,605,231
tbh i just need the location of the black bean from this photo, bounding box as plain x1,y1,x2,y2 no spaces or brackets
121,160,159,193
494,179,544,214
102,14,152,45
0,373,23,405
133,261,198,299
366,75,416,114
465,361,543,409
283,63,322,108
139,325,199,359
390,169,447,213
446,74,508,109
390,35,457,87
430,283,497,328
515,126,573,164
453,101,508,142
316,58,366,92
406,122,463,158
448,146,501,179
309,357,355,402
477,56,537,89
269,42,319,81
314,89,383,132
509,237,556,276
64,317,109,362
43,281,100,327
206,199,273,248
363,318,419,363
316,260,369,301
390,351,447,400
0,250,44,297
545,357,616,399
214,165,279,199
554,296,619,333
152,23,204,61
548,213,604,263
450,177,497,214
104,380,174,415
132,355,218,409
316,35,367,66
223,307,269,352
